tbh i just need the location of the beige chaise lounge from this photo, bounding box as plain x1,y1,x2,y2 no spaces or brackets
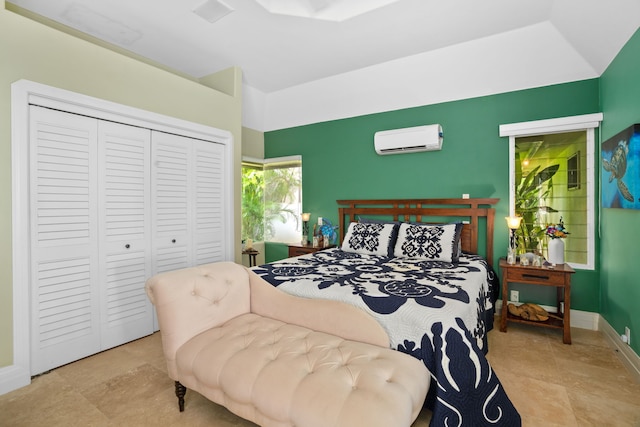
145,261,430,427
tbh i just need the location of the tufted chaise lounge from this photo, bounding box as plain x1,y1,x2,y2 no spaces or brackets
145,261,430,427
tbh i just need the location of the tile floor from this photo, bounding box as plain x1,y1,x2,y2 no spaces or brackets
1,319,639,426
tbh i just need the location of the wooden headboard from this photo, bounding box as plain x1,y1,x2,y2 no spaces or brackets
337,198,499,266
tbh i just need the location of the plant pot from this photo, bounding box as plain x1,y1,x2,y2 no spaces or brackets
548,238,564,265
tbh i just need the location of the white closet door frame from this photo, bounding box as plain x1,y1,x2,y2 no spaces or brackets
7,79,234,392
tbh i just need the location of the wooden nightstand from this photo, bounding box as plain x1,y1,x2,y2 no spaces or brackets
499,258,575,344
288,243,336,258
242,248,259,267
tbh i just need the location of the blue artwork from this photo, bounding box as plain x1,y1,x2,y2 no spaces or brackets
602,124,640,209
319,218,338,244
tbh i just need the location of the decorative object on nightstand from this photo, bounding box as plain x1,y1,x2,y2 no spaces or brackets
545,217,569,265
319,218,338,247
505,216,522,265
301,212,310,245
312,223,319,247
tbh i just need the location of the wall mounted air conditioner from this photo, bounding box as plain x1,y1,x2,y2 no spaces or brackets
374,124,443,155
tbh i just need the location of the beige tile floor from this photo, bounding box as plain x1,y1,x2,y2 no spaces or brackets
1,319,639,426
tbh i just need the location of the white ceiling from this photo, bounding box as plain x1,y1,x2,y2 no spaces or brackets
8,0,640,130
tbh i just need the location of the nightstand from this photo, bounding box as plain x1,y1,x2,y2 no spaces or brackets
499,258,575,344
288,243,336,258
242,248,259,267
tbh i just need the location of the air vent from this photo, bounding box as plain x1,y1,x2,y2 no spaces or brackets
193,0,234,24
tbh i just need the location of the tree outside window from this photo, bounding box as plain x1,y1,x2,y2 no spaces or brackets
241,158,302,244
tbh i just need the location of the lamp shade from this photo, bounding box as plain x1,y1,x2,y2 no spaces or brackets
505,216,523,230
301,212,311,222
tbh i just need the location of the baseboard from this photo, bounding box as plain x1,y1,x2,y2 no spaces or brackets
600,317,640,383
0,364,30,395
496,299,599,331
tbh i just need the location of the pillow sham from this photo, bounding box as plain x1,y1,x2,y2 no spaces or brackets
358,216,400,249
341,222,398,257
393,222,463,262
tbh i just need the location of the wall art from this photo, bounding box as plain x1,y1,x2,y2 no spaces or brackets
602,123,640,209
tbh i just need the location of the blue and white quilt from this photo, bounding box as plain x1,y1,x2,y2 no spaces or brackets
252,248,521,426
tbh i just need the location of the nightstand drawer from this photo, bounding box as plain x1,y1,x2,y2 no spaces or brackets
506,268,566,286
288,244,336,257
289,246,314,257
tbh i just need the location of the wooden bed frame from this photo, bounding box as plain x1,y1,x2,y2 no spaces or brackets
337,198,499,266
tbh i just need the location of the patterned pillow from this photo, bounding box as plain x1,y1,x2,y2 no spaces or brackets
358,216,400,249
393,222,463,262
341,222,398,257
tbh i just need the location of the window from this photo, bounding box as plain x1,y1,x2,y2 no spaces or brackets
567,151,580,190
500,113,603,270
241,156,302,244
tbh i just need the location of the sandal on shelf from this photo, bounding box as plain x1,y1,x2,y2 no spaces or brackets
507,303,549,322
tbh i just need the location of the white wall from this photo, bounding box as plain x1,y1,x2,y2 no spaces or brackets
245,22,597,132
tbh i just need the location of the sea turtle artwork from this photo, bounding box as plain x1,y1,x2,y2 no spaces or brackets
603,139,634,202
319,218,338,244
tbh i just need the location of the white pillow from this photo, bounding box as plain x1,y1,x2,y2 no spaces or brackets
341,222,397,257
393,222,462,262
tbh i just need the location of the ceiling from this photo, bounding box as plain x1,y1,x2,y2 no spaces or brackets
8,0,640,131
8,0,640,96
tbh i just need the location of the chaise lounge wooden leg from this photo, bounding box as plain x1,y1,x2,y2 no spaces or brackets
175,381,187,412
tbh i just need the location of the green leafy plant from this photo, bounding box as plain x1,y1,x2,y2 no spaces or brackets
263,167,300,237
242,167,266,241
514,155,559,253
241,166,301,242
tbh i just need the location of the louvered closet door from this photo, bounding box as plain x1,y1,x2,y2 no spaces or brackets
97,121,153,349
193,140,226,264
151,132,227,271
151,131,193,273
29,106,101,375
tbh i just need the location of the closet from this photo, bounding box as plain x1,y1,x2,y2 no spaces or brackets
29,105,229,375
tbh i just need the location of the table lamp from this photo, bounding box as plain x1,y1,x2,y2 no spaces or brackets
505,216,522,264
301,212,311,245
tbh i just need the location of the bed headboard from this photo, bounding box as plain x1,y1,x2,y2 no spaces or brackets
337,198,499,266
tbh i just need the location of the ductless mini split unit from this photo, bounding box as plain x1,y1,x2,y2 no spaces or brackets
374,124,443,155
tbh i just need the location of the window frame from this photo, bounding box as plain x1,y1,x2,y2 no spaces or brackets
499,113,603,270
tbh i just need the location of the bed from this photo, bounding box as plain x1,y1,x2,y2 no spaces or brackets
252,198,521,426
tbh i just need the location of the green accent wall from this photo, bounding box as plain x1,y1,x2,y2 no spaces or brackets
265,79,602,312
600,28,640,355
265,242,290,264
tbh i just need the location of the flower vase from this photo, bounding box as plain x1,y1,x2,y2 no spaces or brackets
548,238,564,265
